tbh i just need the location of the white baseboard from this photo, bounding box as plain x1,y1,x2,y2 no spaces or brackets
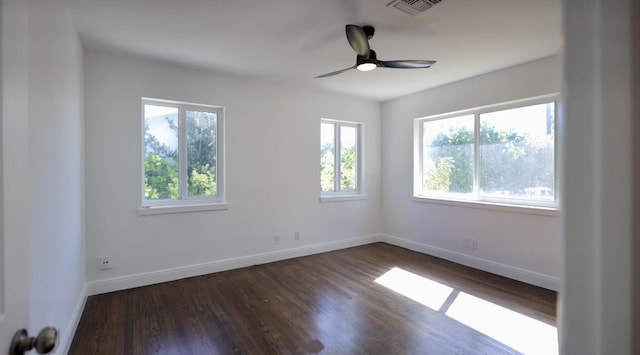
87,233,558,296
56,283,87,354
88,234,382,295
380,234,559,291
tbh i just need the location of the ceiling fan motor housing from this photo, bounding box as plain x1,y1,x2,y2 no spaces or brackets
362,25,375,39
358,49,377,63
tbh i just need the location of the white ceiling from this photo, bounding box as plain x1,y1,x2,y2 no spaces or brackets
66,0,562,102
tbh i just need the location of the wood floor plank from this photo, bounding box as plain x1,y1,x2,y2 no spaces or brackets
69,243,557,354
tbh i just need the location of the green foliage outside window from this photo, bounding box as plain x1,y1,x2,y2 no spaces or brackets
426,124,554,197
340,145,356,190
186,111,217,197
144,112,217,201
321,142,356,192
320,142,335,192
427,127,474,193
189,164,217,196
144,154,179,200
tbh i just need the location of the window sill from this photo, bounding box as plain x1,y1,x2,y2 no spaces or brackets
319,194,368,203
412,196,559,217
138,202,229,216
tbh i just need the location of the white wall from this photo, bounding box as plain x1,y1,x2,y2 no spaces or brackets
560,0,636,353
381,56,562,290
25,0,86,352
84,50,382,291
0,0,31,348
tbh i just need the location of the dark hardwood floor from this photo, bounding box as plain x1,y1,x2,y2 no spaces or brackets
69,243,557,354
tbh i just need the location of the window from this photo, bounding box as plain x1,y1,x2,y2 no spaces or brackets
141,98,225,211
320,119,363,198
415,96,557,208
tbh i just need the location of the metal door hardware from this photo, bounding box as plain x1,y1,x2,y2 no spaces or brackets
10,327,58,355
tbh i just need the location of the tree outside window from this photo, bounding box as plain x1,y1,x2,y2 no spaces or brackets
418,99,556,207
321,120,362,195
143,99,224,207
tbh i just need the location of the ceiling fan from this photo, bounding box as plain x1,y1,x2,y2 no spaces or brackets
314,24,436,78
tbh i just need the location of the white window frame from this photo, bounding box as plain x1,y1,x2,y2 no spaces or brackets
320,119,366,201
139,98,227,215
413,94,559,212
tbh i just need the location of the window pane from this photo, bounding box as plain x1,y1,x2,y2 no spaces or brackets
186,110,217,198
340,126,357,190
479,102,555,201
422,115,475,196
144,104,179,200
320,123,335,192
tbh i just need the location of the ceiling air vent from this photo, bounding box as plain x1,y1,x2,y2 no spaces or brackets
386,0,442,16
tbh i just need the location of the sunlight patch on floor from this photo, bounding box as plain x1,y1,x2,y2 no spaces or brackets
374,267,454,311
445,292,558,355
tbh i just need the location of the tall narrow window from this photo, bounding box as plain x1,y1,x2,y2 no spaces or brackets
415,96,557,208
142,98,225,209
320,119,363,197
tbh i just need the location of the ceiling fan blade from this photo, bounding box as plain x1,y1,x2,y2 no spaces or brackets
378,60,437,69
314,66,356,78
345,25,370,56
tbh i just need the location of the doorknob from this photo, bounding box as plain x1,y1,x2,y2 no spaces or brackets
10,327,58,355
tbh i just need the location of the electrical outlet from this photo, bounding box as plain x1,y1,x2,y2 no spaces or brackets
463,238,479,249
294,231,300,241
98,256,113,270
273,235,280,245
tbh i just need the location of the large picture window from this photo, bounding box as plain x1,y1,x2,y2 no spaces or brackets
415,96,557,208
320,119,363,198
142,98,225,209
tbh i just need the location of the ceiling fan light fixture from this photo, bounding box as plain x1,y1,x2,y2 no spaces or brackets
356,49,377,71
357,62,377,71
